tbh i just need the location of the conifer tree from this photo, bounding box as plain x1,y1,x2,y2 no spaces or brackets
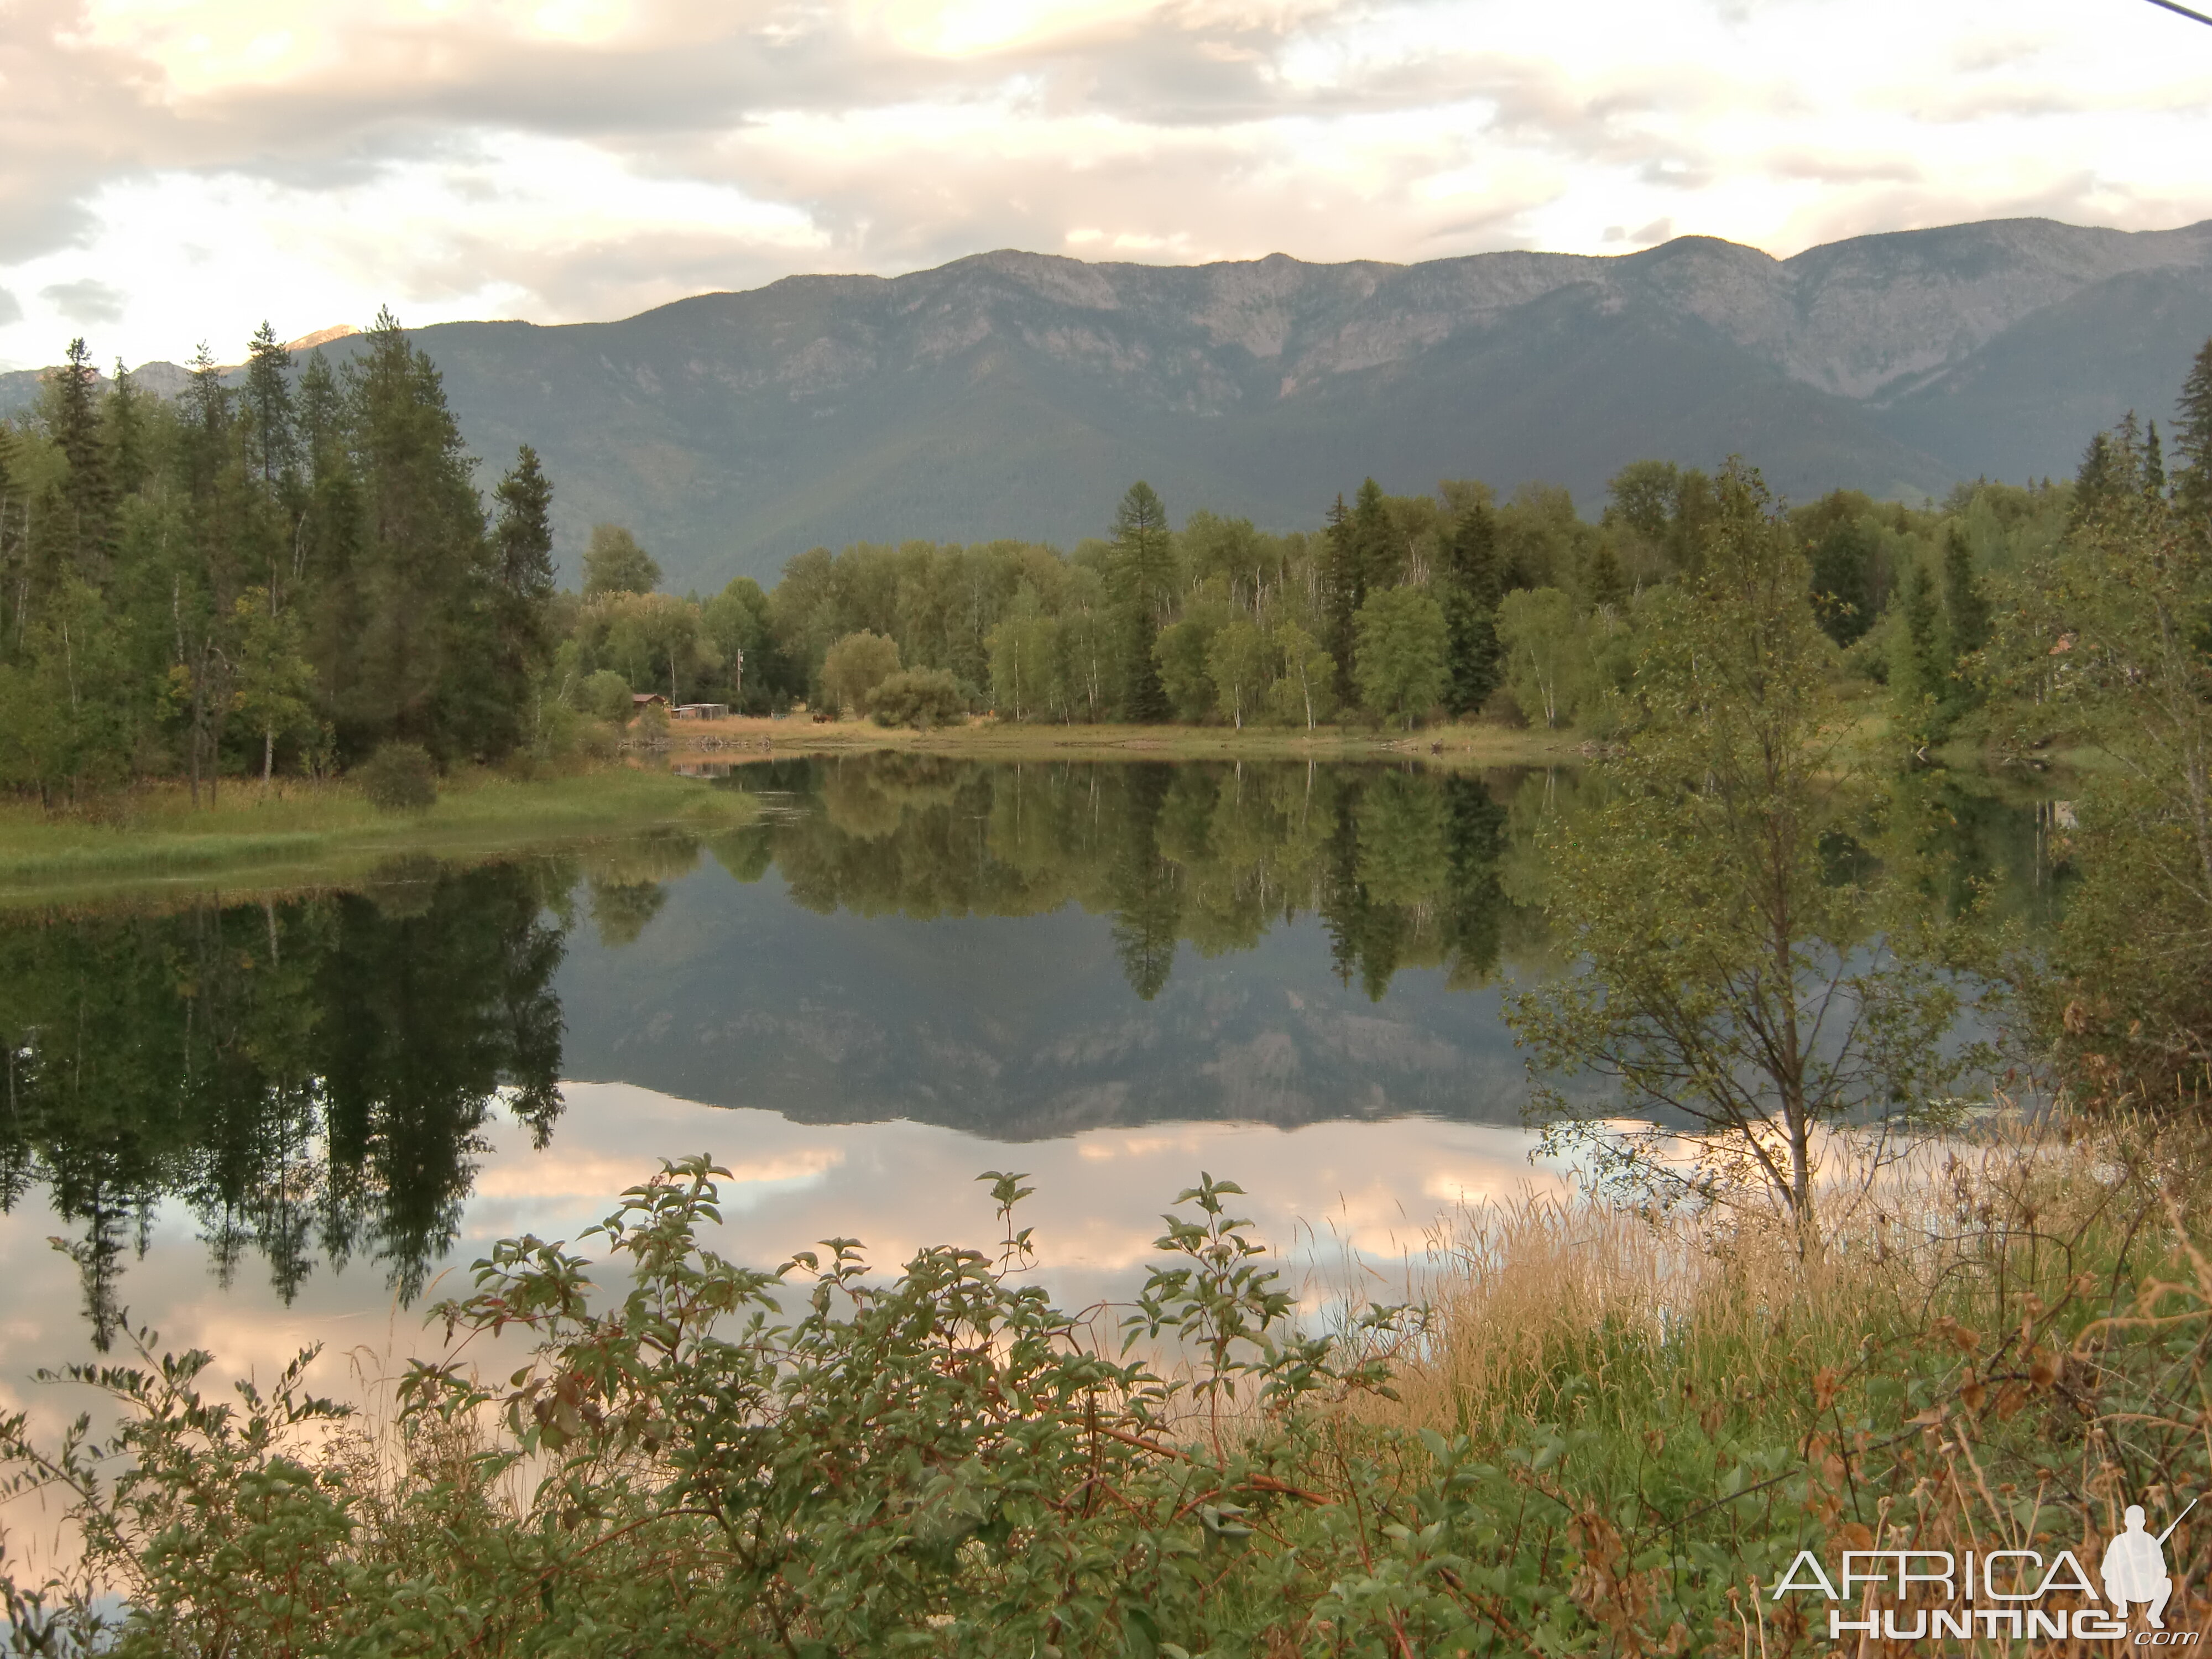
1321,492,1357,704
1348,477,1393,594
244,322,298,490
297,352,346,486
1110,481,1172,722
104,361,151,498
339,306,497,755
170,346,252,805
1437,495,1504,714
50,338,115,577
2076,413,2150,531
1937,523,1990,733
2175,336,2212,532
493,446,556,607
490,445,558,718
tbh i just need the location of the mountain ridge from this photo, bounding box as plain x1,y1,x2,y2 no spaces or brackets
6,215,2209,590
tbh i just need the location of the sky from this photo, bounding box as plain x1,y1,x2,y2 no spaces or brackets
1,0,2208,372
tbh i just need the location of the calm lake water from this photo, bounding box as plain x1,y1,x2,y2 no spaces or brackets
0,755,2056,1431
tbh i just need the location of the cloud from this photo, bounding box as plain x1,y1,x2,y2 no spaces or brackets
0,288,20,327
39,278,126,325
1,0,2208,368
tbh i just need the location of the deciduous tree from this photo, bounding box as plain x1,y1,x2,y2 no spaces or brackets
1506,461,1971,1246
1352,586,1448,729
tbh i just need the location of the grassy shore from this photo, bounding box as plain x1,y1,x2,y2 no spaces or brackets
0,765,753,906
669,711,1586,766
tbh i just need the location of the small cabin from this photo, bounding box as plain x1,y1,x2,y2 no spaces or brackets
671,703,730,721
632,692,670,709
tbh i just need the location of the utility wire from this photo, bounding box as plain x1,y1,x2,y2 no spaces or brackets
2142,0,2212,24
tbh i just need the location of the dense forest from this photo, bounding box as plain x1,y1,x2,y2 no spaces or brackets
6,315,2205,804
0,313,558,801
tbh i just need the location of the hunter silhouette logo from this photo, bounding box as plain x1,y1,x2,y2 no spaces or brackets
1770,1498,2198,1644
2105,1500,2193,1629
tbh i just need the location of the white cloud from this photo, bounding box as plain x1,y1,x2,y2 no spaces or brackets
1,0,2208,369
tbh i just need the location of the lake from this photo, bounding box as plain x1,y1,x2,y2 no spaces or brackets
0,754,2056,1431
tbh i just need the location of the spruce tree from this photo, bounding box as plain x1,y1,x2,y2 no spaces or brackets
2073,422,2144,531
493,446,556,604
490,446,558,728
51,337,115,575
1348,477,1392,593
1937,523,1990,732
1110,481,1172,722
2175,335,2212,532
297,353,345,486
1321,492,1357,704
244,322,298,489
104,361,149,498
1437,496,1504,714
1582,540,1628,608
1807,514,1876,645
338,306,497,756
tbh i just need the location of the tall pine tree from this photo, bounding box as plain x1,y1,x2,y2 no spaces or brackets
1437,495,1504,715
2175,336,2212,534
244,322,298,492
339,307,498,756
1110,481,1172,722
488,445,557,748
51,338,116,580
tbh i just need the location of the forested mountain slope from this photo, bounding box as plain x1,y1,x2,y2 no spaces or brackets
8,216,2209,589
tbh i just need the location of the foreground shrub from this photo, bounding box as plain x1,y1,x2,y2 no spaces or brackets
869,667,967,728
6,1130,2212,1655
352,742,437,811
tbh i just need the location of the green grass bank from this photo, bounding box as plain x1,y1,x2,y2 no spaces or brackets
0,765,753,907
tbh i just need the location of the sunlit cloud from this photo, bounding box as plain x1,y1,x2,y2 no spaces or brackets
1,0,2208,369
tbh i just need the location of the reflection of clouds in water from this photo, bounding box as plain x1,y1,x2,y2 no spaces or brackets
471,1144,848,1202
1,1081,1559,1447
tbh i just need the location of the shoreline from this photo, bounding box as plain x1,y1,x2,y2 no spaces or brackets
659,713,1585,767
0,768,755,909
0,723,1569,908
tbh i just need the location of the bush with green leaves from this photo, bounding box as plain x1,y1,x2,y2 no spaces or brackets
578,669,634,724
352,742,438,811
11,1142,2212,1656
868,667,967,729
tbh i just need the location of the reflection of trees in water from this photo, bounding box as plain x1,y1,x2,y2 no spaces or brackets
1,760,2053,1344
724,755,1553,1002
0,862,570,1346
585,830,708,946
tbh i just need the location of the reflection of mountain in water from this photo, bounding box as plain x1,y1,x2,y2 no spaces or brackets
1,756,2057,1337
557,758,1552,1137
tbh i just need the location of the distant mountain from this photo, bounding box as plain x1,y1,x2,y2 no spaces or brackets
7,217,2209,591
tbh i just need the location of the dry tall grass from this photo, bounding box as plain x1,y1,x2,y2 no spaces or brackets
1322,1111,2212,1651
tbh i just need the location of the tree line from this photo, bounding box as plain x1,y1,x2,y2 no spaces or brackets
579,441,2088,749
3,314,2202,798
0,315,557,802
